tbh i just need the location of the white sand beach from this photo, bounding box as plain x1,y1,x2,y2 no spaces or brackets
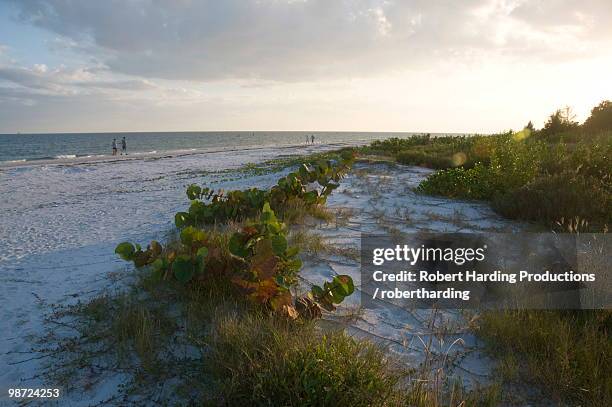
0,143,523,404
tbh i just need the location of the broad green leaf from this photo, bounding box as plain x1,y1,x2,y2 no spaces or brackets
175,212,190,228
286,258,302,272
298,163,312,178
186,184,202,200
196,246,209,259
311,285,324,299
173,255,194,283
285,246,300,258
115,242,135,261
340,149,355,161
229,233,249,258
330,289,345,304
150,258,166,282
275,275,289,289
180,226,197,246
303,190,318,204
188,200,205,216
151,258,165,272
333,275,355,296
267,221,281,234
271,234,287,256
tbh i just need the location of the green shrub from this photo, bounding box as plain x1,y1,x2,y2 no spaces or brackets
116,202,354,318
415,129,611,229
416,163,501,200
487,136,543,190
176,150,355,226
492,174,612,226
368,135,434,153
568,136,612,184
583,100,612,133
396,151,454,169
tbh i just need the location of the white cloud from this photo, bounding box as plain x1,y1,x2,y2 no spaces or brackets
8,0,612,82
1,0,611,133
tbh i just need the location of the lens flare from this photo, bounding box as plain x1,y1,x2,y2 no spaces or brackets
452,152,467,166
512,128,532,141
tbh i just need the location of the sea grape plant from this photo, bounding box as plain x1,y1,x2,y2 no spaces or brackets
115,240,162,268
115,226,211,284
115,202,356,319
175,149,355,227
226,203,355,317
310,275,355,312
293,275,356,320
115,151,357,319
228,202,302,310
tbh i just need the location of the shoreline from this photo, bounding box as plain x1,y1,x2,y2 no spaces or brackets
0,140,368,170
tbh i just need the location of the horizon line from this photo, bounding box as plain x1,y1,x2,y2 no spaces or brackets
0,129,488,136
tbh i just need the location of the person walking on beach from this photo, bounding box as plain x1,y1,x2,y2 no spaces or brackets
305,135,310,145
121,137,127,155
112,138,117,156
311,134,315,145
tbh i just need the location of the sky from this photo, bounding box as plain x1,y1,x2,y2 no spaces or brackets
0,0,611,134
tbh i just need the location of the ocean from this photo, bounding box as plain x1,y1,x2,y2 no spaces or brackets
0,131,429,165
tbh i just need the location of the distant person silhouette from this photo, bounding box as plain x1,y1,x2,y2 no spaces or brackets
121,137,127,155
306,135,309,145
112,138,117,156
311,135,315,144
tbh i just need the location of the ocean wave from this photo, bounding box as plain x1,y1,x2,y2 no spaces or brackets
1,140,364,169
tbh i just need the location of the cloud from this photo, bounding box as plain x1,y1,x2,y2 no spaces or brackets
0,65,73,93
1,0,611,133
0,55,203,116
75,78,157,91
0,61,158,99
7,0,612,82
510,0,612,31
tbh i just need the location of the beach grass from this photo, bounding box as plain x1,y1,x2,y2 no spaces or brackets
204,312,402,406
477,309,612,406
45,278,503,406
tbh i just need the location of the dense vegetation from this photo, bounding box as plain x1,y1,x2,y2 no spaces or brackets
362,100,612,231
